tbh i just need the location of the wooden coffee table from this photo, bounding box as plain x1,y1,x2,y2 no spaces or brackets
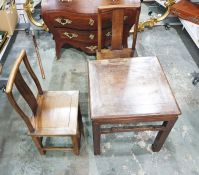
88,57,181,155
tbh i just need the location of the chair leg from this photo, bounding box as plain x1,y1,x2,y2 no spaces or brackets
71,133,80,155
31,136,46,155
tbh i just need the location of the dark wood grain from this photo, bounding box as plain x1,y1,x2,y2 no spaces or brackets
15,70,38,115
41,0,141,59
111,9,124,49
89,57,181,155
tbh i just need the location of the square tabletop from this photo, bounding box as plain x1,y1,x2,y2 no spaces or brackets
89,57,181,120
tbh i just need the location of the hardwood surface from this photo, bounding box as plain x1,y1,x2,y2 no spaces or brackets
41,0,141,59
97,4,140,59
6,50,83,155
88,57,181,155
89,57,180,119
31,91,79,136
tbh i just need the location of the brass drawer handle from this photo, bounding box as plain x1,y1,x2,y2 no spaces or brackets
105,32,111,37
124,16,128,20
89,34,95,40
55,18,72,25
89,18,95,26
86,45,97,52
63,32,78,39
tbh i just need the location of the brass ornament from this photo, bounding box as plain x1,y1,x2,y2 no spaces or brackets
89,18,95,26
124,16,128,21
89,34,95,40
105,32,112,37
23,0,48,31
63,32,78,39
86,45,97,52
55,18,72,25
138,0,175,32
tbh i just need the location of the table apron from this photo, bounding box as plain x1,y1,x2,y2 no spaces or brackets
100,124,167,134
91,115,178,124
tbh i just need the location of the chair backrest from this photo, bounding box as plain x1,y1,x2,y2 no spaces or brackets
6,49,43,132
97,4,141,52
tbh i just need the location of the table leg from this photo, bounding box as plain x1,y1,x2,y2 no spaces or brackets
152,117,178,152
92,122,101,155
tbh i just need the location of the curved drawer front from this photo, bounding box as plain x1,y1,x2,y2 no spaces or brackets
48,12,110,30
47,10,134,30
57,28,112,43
49,13,97,30
83,40,110,53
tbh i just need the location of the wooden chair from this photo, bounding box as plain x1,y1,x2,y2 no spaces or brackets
5,50,83,155
97,4,141,60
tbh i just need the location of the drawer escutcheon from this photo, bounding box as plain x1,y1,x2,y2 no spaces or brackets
89,34,95,40
105,32,112,37
55,18,72,25
124,16,128,20
89,18,95,26
63,32,78,39
86,45,97,52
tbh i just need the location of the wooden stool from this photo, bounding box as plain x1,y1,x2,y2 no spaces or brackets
6,50,83,155
89,57,181,155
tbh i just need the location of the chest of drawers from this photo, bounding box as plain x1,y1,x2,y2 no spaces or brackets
41,0,141,59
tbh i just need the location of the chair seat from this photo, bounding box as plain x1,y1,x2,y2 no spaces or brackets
96,48,133,60
30,91,79,136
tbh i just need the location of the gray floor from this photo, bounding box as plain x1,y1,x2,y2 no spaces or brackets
1,8,199,175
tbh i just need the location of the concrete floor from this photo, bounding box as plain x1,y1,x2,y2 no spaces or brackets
1,6,199,175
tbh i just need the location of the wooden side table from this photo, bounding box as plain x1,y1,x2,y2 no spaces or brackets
89,57,181,155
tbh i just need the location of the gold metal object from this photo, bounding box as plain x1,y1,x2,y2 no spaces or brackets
105,32,112,37
63,32,78,39
89,18,95,26
86,45,97,52
55,18,72,25
89,34,95,40
124,16,128,20
138,0,175,32
23,0,48,31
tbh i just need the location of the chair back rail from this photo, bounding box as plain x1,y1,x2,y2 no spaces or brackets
97,4,141,52
111,9,124,50
7,93,35,132
15,70,38,115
